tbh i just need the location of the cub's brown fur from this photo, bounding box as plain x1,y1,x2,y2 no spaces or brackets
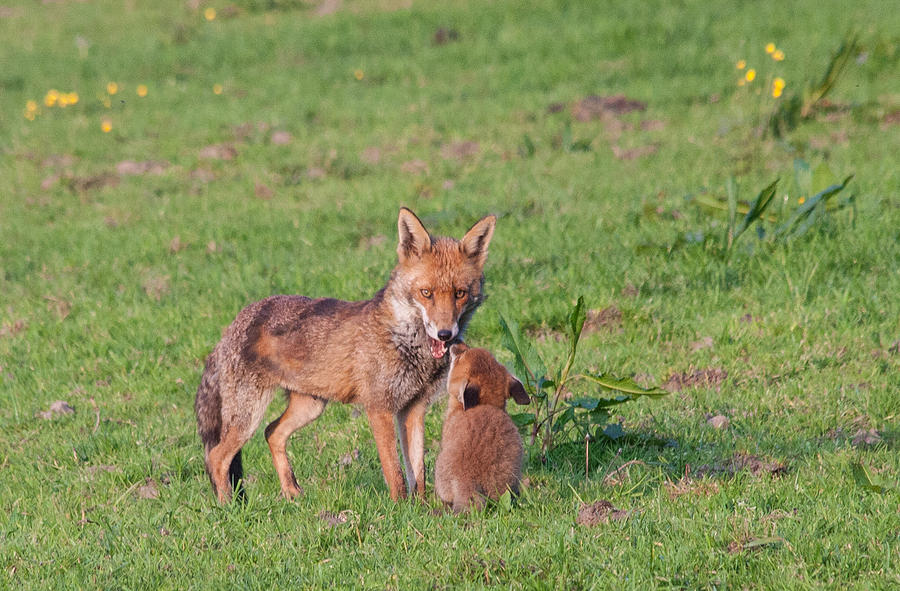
195,208,496,502
434,343,531,513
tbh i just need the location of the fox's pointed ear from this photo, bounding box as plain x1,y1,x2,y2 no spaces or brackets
462,384,480,410
459,214,496,268
397,207,433,263
508,376,530,405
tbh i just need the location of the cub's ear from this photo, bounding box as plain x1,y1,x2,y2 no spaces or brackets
508,376,530,405
459,214,496,269
462,384,480,410
397,207,433,263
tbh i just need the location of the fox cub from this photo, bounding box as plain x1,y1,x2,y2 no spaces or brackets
434,343,531,513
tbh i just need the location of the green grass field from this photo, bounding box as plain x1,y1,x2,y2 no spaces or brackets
2,0,898,588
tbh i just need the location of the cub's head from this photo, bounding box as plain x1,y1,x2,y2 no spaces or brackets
447,343,530,411
394,208,496,359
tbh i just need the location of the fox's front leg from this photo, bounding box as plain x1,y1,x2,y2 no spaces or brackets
366,408,407,501
397,400,427,497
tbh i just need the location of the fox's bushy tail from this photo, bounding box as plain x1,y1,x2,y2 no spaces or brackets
195,349,244,495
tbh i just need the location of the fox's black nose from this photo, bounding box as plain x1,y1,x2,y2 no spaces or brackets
437,330,453,342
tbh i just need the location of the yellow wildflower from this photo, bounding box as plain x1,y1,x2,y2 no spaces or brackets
772,49,785,61
736,59,746,70
745,69,756,82
26,100,38,112
24,108,36,120
354,69,364,80
58,94,70,107
137,84,148,97
204,7,216,21
212,83,223,95
107,82,118,95
773,87,783,98
765,43,775,54
101,119,112,133
798,196,806,204
44,89,60,107
66,92,79,105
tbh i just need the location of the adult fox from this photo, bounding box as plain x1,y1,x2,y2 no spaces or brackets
195,208,496,502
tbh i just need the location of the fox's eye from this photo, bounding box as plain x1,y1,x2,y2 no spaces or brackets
420,288,432,298
455,289,467,299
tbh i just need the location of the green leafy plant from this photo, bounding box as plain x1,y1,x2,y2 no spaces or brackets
768,34,859,137
692,159,855,260
499,297,668,463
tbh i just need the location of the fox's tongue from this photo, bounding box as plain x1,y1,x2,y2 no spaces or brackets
428,337,447,359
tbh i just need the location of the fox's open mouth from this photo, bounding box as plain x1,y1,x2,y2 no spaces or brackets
428,337,447,359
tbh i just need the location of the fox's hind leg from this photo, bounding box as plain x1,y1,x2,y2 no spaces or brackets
207,427,252,504
264,391,327,499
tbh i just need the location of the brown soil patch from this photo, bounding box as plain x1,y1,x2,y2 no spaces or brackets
694,452,789,478
572,95,646,121
440,141,480,161
433,27,459,45
663,368,727,392
136,478,159,500
37,400,74,419
270,130,292,145
116,160,169,175
611,144,658,160
199,143,238,161
582,306,622,334
851,428,882,447
318,510,350,527
66,172,120,193
576,500,629,526
400,159,429,175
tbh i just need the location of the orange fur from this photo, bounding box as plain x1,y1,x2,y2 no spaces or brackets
195,209,496,502
434,343,530,513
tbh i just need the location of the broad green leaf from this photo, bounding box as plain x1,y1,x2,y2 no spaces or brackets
602,423,625,440
735,179,779,239
568,296,586,343
580,373,669,397
851,462,892,494
742,537,785,550
498,313,547,388
777,175,853,238
510,413,535,429
812,162,837,195
568,397,599,410
552,407,575,433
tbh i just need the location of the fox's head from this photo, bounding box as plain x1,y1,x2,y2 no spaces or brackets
391,208,496,359
447,343,530,411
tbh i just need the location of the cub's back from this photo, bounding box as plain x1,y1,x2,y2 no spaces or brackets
437,405,523,498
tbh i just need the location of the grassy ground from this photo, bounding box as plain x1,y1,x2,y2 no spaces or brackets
1,0,898,588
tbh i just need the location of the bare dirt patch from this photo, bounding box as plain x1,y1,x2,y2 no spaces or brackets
611,143,658,160
663,367,727,392
440,141,480,161
136,478,159,500
400,159,429,175
582,306,622,334
318,510,350,527
572,95,647,121
433,27,459,45
270,130,293,145
199,143,238,161
694,452,789,478
37,400,74,419
576,500,630,526
116,160,169,176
